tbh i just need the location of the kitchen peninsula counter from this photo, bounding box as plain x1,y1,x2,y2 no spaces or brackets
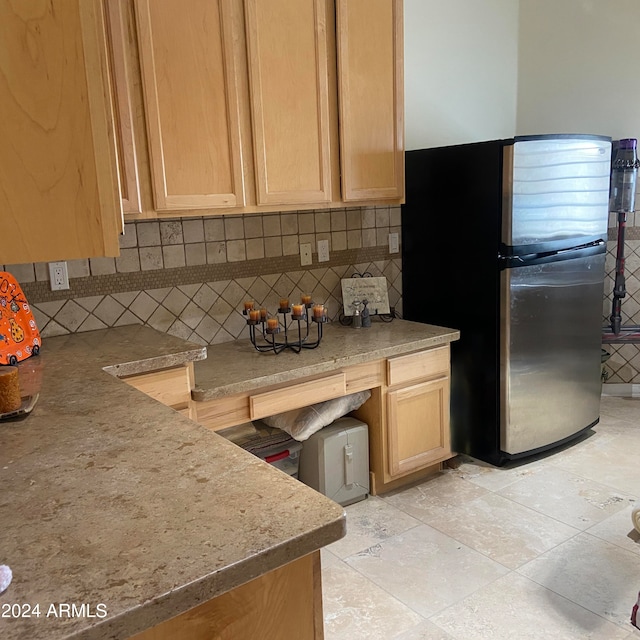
0,326,346,640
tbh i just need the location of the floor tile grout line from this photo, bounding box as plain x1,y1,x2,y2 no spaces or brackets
323,553,433,627
335,520,514,622
513,563,636,632
379,474,588,572
489,468,639,533
543,456,640,502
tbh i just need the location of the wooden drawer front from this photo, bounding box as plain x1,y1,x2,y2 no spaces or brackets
387,346,449,387
345,360,385,393
194,395,251,432
124,366,191,408
250,373,346,420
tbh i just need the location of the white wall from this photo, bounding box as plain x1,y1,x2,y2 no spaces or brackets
516,0,640,140
404,0,519,150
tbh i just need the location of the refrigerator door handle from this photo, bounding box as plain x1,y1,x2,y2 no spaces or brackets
556,239,605,254
499,239,606,269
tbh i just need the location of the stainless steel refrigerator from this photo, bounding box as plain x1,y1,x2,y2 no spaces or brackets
402,134,611,466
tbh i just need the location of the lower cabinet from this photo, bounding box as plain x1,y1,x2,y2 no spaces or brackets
387,376,450,477
130,551,323,640
351,345,453,494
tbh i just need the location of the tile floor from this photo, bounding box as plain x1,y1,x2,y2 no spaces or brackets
321,394,640,639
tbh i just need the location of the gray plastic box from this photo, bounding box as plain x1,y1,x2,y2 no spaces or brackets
299,417,369,506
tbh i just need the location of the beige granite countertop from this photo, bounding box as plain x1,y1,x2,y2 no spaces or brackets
0,326,345,640
193,319,460,401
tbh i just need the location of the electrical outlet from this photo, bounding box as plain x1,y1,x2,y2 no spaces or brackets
388,232,399,254
49,261,70,291
317,239,330,263
300,243,312,266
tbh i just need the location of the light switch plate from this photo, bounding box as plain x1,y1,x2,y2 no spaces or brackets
300,243,312,266
388,232,399,254
317,239,330,263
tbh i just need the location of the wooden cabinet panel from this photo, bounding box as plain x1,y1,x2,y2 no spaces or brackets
336,0,404,202
123,363,194,411
135,0,245,210
345,360,385,393
194,393,251,432
244,0,333,205
132,551,323,640
250,372,346,420
105,0,142,215
387,346,449,387
0,0,121,264
387,376,450,477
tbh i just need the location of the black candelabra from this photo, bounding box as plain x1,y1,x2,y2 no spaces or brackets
243,298,327,354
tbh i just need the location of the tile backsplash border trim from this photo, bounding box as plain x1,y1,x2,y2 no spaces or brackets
22,246,393,305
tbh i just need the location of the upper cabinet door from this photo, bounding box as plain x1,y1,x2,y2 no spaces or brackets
135,0,245,211
105,0,142,215
244,0,333,205
0,0,121,264
336,0,404,202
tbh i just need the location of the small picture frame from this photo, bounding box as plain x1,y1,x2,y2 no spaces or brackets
340,276,390,316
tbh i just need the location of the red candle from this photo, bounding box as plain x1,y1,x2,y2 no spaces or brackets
243,300,254,311
259,308,268,320
312,304,324,319
291,304,304,318
249,309,260,321
301,294,312,305
279,298,289,310
266,317,279,330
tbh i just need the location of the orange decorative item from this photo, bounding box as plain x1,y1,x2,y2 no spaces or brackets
0,272,41,366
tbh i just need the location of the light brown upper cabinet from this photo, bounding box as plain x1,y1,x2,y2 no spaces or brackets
336,0,404,202
0,0,121,264
127,0,404,217
244,0,333,205
135,0,246,211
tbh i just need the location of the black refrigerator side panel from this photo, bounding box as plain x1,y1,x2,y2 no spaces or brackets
402,142,506,464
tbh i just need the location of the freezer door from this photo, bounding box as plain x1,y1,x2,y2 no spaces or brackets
500,251,605,455
502,137,611,248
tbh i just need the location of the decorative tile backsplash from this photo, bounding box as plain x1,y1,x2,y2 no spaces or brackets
2,206,403,347
602,233,640,384
7,203,638,385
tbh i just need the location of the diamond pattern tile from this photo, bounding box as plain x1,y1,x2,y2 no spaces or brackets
272,274,296,298
129,292,158,322
167,319,193,341
75,296,104,313
220,281,246,307
177,283,201,299
162,288,190,316
193,284,217,313
209,298,233,325
179,301,206,330
247,278,272,306
93,297,126,326
194,315,220,343
56,301,89,332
